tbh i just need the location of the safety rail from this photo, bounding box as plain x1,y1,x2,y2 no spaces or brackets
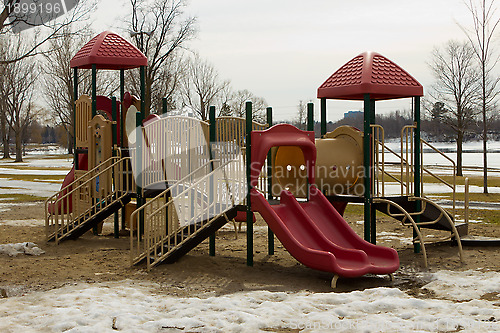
217,116,269,199
401,125,416,196
371,125,457,217
130,159,215,265
45,156,135,243
130,157,245,270
371,125,386,197
420,139,456,216
372,125,411,197
373,197,428,267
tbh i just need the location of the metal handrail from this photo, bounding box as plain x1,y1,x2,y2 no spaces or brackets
401,125,416,196
373,197,428,267
45,156,133,243
420,139,456,216
130,157,244,268
371,125,385,197
409,196,464,263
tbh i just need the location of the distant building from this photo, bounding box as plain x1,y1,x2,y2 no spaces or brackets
344,110,363,119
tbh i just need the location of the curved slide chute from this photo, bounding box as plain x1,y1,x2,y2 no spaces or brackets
250,124,399,279
252,186,399,278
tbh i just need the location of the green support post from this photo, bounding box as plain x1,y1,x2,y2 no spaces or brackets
246,101,254,266
112,97,119,238
136,109,143,237
137,66,146,237
320,98,327,136
209,106,216,256
414,97,421,253
266,107,274,255
307,102,314,132
162,97,168,115
91,64,97,117
370,99,376,244
73,67,78,167
363,94,372,242
120,69,125,149
91,64,98,235
119,69,125,231
306,102,314,200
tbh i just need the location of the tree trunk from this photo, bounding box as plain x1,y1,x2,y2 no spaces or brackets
0,111,10,159
483,99,488,193
456,131,463,177
14,130,22,162
482,61,488,194
483,133,488,193
67,131,73,155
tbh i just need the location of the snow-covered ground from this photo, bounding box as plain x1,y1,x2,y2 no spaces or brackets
0,179,64,198
0,157,71,198
0,149,499,332
0,271,499,333
0,157,72,170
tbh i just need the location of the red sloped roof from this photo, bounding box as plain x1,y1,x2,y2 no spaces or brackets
317,52,423,101
70,31,147,70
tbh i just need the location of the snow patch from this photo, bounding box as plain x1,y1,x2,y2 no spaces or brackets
0,242,45,257
0,277,498,332
0,219,44,227
423,270,500,301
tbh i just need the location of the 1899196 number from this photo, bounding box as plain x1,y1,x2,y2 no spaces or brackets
7,1,61,15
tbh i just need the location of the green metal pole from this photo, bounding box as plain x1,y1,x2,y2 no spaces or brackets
120,69,125,231
363,94,372,242
246,101,254,266
91,64,97,117
209,106,216,256
91,64,98,235
414,97,421,253
112,97,119,238
306,102,314,199
162,97,168,115
370,99,377,244
266,107,274,255
320,98,327,136
307,102,314,132
137,66,146,237
120,69,125,149
73,67,78,167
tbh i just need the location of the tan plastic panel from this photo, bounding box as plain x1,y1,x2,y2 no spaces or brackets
75,95,92,149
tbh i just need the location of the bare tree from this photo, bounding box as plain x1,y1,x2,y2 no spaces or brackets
0,1,96,64
127,0,197,115
220,89,267,122
295,100,307,130
461,0,500,192
429,40,480,176
1,35,39,162
180,54,230,120
42,27,118,154
0,41,12,158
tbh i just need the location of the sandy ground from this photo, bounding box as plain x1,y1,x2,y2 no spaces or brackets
1,202,499,299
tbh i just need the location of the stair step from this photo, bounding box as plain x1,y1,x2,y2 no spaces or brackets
136,208,239,267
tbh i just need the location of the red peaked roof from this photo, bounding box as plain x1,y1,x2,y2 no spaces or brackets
317,52,423,101
70,31,147,70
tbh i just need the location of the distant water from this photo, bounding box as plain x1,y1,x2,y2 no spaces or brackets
384,141,500,173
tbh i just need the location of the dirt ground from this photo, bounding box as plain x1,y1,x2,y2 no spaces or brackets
1,202,499,298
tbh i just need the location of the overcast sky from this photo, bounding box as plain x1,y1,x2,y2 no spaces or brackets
95,0,479,121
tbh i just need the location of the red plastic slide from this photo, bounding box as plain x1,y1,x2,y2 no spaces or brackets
48,154,88,215
251,186,399,278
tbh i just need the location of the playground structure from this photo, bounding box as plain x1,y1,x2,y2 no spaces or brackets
45,31,486,287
